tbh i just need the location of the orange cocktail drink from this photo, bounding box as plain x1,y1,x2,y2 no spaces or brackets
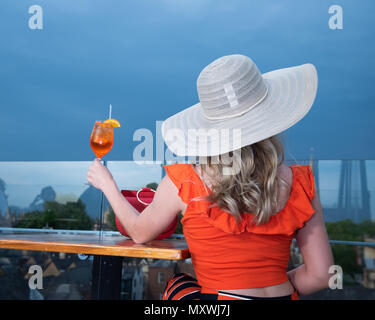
90,121,114,159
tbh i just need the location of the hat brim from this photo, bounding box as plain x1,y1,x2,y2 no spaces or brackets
161,63,318,157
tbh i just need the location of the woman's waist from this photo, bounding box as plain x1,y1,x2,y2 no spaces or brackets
195,267,290,292
201,280,296,299
218,280,295,298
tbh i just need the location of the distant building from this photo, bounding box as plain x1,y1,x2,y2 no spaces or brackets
363,238,375,289
324,160,371,223
288,241,303,269
0,178,8,218
176,259,196,278
147,260,177,300
122,264,144,300
103,207,114,229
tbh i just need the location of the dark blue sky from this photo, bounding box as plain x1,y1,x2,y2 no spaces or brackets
0,0,374,161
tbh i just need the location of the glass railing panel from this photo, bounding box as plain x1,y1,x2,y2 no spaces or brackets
0,159,374,300
286,159,375,242
0,162,101,230
316,160,374,224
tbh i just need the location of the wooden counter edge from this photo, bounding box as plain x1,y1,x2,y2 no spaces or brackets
0,239,190,260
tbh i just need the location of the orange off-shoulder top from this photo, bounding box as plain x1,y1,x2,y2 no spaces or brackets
162,163,316,291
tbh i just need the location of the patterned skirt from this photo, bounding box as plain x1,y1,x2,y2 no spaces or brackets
162,273,299,300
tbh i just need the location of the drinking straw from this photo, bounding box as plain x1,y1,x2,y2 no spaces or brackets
109,104,112,119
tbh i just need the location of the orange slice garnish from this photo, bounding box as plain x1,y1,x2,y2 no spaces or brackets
104,118,121,127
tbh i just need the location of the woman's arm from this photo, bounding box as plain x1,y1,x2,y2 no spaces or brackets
287,188,334,296
87,159,186,244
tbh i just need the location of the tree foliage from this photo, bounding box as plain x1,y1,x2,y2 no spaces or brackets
15,200,93,230
325,219,375,280
145,182,158,191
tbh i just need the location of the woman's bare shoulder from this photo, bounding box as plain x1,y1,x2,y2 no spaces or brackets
277,163,293,187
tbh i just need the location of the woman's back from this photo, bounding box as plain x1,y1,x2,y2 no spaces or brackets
163,162,318,297
191,163,296,297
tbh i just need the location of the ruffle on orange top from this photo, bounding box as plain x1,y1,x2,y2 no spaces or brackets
204,166,315,236
163,163,316,290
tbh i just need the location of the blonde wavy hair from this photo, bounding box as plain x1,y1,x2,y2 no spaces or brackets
191,135,290,225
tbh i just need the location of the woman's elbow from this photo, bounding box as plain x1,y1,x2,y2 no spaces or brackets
308,266,335,292
128,219,153,244
132,234,150,244
314,273,332,290
131,231,155,244
133,238,145,244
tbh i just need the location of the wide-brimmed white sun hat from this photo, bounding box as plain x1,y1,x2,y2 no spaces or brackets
161,54,318,157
